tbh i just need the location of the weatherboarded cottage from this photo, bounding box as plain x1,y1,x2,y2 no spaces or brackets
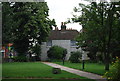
41,22,82,61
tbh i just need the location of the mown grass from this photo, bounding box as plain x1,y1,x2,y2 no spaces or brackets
2,79,96,81
54,61,113,75
2,62,94,81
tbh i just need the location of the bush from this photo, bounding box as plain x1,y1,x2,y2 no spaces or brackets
13,56,27,62
96,52,104,64
103,57,120,81
47,45,67,60
69,51,82,63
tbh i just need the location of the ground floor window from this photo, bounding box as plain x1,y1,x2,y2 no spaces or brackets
47,40,52,46
71,40,77,46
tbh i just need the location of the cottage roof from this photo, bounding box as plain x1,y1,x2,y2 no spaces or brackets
48,30,79,40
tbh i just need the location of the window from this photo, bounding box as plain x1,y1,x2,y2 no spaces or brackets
41,42,44,45
71,41,77,46
47,40,52,46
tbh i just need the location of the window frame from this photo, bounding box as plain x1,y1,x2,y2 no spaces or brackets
46,40,52,47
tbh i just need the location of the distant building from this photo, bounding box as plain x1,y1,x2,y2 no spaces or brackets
41,22,82,61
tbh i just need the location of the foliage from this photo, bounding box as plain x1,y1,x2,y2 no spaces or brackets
2,2,14,44
96,52,104,64
47,46,67,60
69,51,82,63
13,37,29,56
31,44,41,61
70,2,120,70
2,2,56,56
103,57,120,81
13,56,27,62
84,47,98,63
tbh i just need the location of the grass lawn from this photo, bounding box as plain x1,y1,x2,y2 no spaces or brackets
2,79,95,81
53,61,113,75
2,62,95,81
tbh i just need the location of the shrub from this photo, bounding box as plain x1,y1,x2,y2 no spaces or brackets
69,51,82,63
47,45,67,60
103,57,120,81
13,56,27,62
96,52,104,64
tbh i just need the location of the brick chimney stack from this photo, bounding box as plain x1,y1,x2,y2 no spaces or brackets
61,22,66,30
61,22,64,26
55,26,59,30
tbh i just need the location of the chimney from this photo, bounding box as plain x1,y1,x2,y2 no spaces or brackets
55,26,57,30
63,22,66,26
56,27,59,30
61,22,66,30
61,22,64,26
55,27,59,30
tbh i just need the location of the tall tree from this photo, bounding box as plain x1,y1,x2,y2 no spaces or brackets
2,2,56,56
71,1,120,70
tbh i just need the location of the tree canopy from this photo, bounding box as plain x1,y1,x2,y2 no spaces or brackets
2,2,56,56
70,1,120,70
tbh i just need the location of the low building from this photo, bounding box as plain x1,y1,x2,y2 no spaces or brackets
41,22,82,61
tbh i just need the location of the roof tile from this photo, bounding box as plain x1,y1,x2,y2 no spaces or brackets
48,30,79,40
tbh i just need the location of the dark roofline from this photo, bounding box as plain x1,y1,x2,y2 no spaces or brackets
48,30,79,40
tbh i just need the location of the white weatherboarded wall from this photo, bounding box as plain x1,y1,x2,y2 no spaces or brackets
41,42,48,61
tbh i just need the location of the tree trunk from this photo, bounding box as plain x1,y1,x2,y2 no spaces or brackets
29,53,32,61
104,3,115,71
100,2,109,70
103,43,110,70
104,53,110,70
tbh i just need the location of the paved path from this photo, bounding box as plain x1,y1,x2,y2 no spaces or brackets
42,62,106,81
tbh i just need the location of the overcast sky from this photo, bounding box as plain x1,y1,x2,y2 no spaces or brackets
45,0,90,31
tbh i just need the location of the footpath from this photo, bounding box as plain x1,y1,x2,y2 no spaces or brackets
42,62,107,81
